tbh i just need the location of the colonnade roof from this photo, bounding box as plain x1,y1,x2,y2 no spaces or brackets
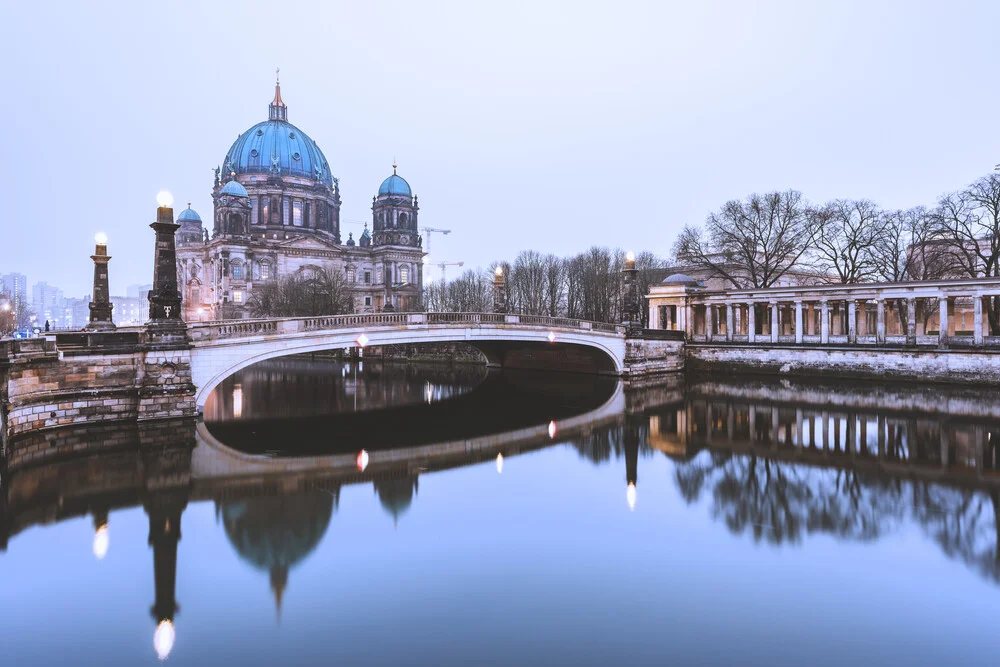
656,277,1000,303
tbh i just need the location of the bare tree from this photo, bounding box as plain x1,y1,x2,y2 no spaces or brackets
673,190,813,288
810,199,881,283
247,267,353,318
933,173,1000,333
871,206,948,283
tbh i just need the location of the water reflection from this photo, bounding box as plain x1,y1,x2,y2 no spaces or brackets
5,367,1000,664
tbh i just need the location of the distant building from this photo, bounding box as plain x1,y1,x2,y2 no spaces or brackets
175,78,425,320
1,272,28,314
31,282,65,326
110,293,147,326
126,284,153,299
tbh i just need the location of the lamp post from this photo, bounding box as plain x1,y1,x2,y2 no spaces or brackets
147,191,185,343
621,251,642,335
85,232,116,331
493,265,507,314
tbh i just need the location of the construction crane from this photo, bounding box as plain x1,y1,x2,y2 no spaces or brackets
436,261,464,285
421,227,451,253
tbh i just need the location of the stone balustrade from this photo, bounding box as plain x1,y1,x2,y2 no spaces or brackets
648,277,1000,349
187,312,626,343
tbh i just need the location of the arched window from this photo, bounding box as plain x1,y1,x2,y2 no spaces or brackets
399,265,410,284
399,212,408,227
346,267,356,283
232,262,244,281
260,262,271,281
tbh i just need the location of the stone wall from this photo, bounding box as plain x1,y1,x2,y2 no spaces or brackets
622,333,686,380
1,335,197,444
687,343,1000,386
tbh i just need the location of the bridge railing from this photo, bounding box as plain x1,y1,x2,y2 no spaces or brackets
188,312,625,342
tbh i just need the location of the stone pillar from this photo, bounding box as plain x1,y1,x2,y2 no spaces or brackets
794,301,803,344
906,297,917,346
725,303,734,342
685,303,694,338
848,300,857,344
621,253,642,334
974,295,984,346
86,235,115,331
705,304,714,342
748,303,756,343
492,267,507,314
148,199,186,343
939,296,949,349
770,302,779,343
806,303,815,336
820,300,829,344
876,299,886,344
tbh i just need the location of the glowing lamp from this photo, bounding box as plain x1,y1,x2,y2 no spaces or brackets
356,333,369,348
95,232,108,245
156,190,174,208
626,251,635,262
627,482,637,511
547,331,556,343
356,449,369,472
548,420,557,439
1,303,9,312
93,523,109,560
154,620,176,660
496,452,504,474
494,266,504,277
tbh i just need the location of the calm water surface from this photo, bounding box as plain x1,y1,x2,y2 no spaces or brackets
4,358,1000,666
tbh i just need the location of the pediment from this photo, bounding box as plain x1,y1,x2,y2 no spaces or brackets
278,235,340,252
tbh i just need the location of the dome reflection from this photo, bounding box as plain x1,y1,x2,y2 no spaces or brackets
373,476,419,526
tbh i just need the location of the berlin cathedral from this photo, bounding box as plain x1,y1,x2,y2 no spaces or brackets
175,78,425,320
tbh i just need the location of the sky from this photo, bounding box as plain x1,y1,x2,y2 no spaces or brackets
2,0,999,296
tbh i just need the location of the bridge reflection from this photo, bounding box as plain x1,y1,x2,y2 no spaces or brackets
5,372,1000,659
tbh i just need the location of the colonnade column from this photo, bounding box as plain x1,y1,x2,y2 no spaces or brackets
794,301,803,344
939,297,949,349
685,303,694,339
726,303,734,342
906,298,917,346
748,303,756,343
974,295,984,346
820,299,829,344
876,299,886,345
705,304,715,342
770,301,779,343
848,300,857,344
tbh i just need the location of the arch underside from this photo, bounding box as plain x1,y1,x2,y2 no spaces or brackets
191,329,624,408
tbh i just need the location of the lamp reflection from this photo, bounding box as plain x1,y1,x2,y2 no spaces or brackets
496,452,504,474
548,420,558,439
93,522,109,560
153,619,175,660
627,482,636,511
356,449,369,472
232,384,243,419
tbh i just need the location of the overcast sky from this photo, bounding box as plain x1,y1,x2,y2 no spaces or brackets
2,0,999,295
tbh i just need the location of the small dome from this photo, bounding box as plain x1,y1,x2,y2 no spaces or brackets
220,180,249,197
661,273,700,286
177,206,202,223
378,173,411,197
345,232,355,247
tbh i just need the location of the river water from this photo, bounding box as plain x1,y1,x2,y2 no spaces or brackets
3,358,1000,666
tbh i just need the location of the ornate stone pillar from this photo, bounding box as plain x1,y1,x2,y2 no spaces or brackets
939,296,949,349
747,303,756,343
621,253,642,335
974,294,984,346
493,266,507,314
725,303,734,342
820,299,830,344
848,300,857,344
148,196,186,343
794,301,803,344
770,301,779,343
906,297,917,346
86,234,115,331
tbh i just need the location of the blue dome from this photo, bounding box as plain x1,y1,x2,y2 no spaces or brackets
224,119,334,186
220,180,249,197
177,206,202,223
379,173,411,197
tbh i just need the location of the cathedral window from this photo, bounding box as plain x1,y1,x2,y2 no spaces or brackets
400,265,410,284
232,262,244,280
260,263,271,280
293,201,303,226
364,296,372,307
252,198,259,226
233,290,244,304
346,267,356,283
283,198,290,225
192,287,200,304
399,212,408,227
262,197,269,223
364,270,371,285
376,267,383,284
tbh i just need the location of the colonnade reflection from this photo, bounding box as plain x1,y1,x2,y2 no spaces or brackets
5,369,1000,661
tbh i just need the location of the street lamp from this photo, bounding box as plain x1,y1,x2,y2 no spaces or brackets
156,190,174,208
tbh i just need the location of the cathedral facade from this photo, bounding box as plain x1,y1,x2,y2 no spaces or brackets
176,80,425,320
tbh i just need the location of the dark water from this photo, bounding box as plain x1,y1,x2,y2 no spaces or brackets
4,359,1000,666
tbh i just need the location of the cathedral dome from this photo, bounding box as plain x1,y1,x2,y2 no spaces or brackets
222,82,334,187
378,172,411,197
177,206,202,223
220,179,249,197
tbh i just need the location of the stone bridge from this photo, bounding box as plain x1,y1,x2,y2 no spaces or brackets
187,312,631,409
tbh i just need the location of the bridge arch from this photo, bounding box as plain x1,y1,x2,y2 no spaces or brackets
188,314,626,409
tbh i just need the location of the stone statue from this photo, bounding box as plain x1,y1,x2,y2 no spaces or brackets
203,228,209,244
213,166,220,187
